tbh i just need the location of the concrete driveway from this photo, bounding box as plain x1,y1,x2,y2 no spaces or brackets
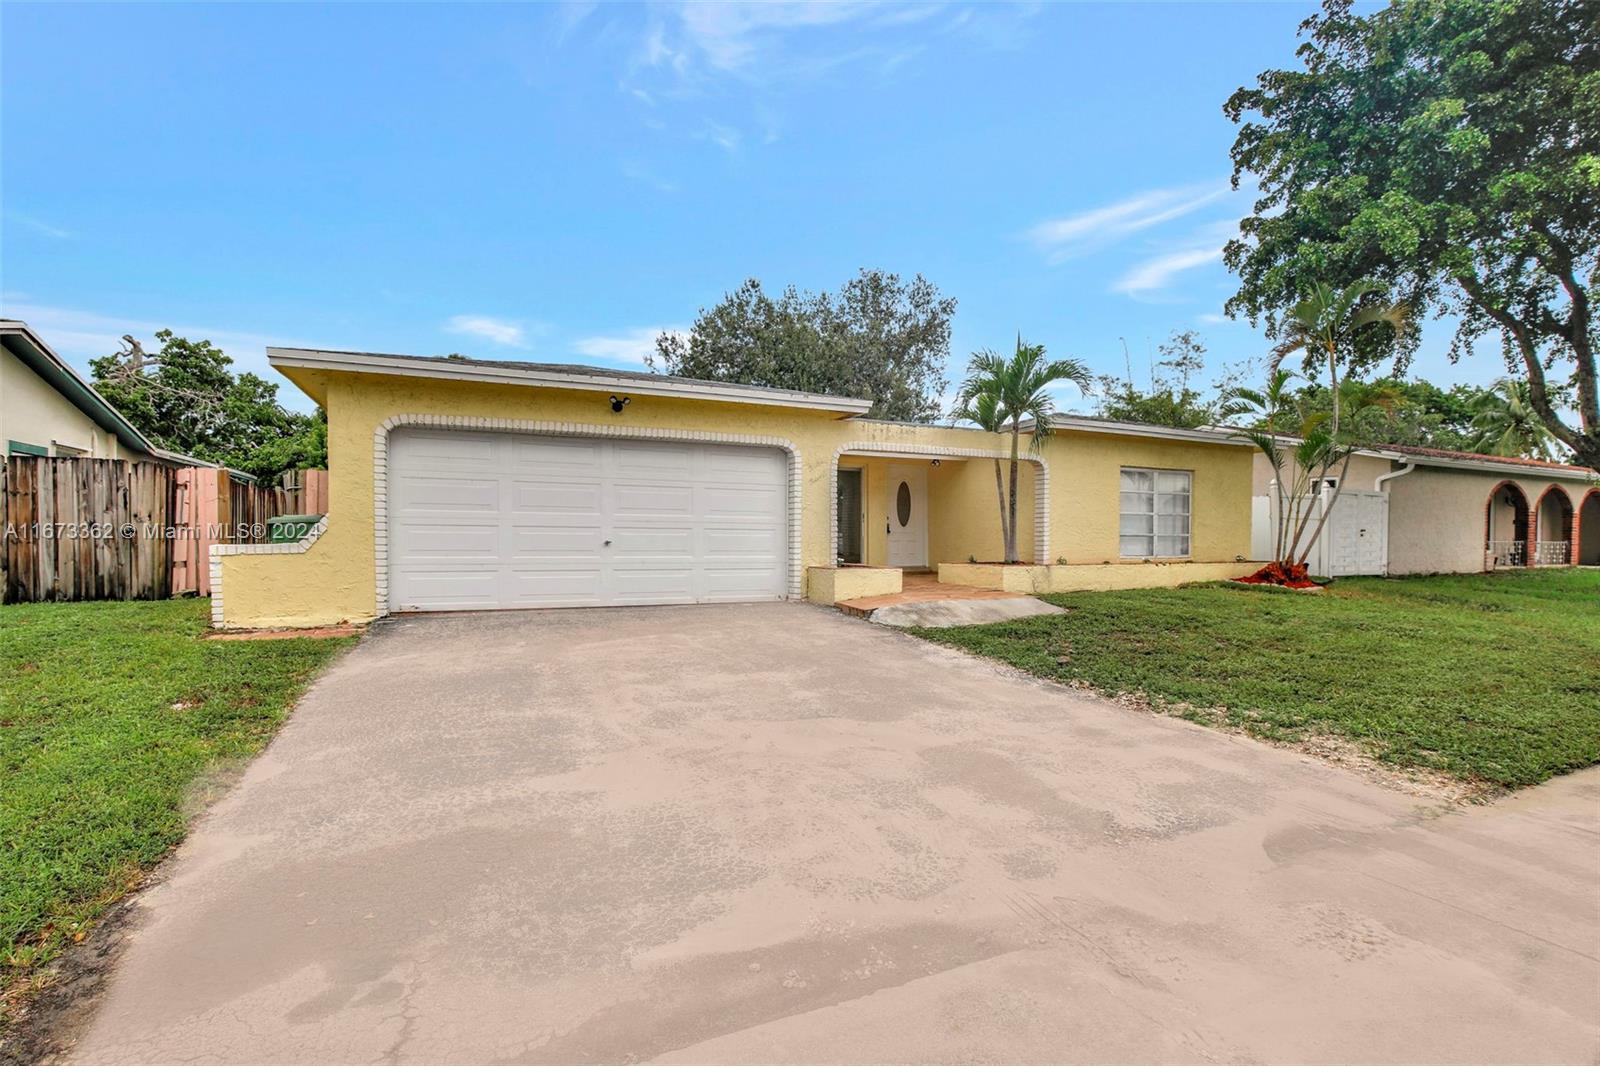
71,603,1598,1064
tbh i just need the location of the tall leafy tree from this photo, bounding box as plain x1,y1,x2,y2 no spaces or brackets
91,330,326,479
649,270,956,422
1291,376,1483,451
1224,0,1600,470
954,337,1092,563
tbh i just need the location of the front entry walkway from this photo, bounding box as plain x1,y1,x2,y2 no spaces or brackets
69,604,1598,1064
836,570,1024,615
836,571,1064,627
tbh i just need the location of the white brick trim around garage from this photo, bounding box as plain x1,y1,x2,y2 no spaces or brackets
828,442,1050,565
370,415,805,619
209,516,329,627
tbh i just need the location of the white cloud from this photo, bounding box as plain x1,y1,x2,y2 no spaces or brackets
1026,183,1229,263
620,159,677,192
1198,312,1229,325
675,2,882,72
0,297,319,411
696,120,741,153
574,326,685,365
1113,246,1225,297
445,314,529,348
1112,217,1242,298
5,212,73,240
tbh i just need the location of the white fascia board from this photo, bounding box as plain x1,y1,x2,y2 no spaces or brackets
267,347,874,415
1045,415,1254,447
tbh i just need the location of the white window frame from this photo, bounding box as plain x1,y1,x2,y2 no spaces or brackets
1119,467,1192,559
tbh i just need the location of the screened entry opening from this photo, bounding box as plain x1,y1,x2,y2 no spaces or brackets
837,467,864,564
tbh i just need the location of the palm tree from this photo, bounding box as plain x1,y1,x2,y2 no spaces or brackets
1470,379,1563,460
1270,280,1407,456
950,382,1011,558
1228,280,1407,579
1224,366,1300,563
954,337,1092,563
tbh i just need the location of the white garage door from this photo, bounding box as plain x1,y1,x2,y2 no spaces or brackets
388,429,789,612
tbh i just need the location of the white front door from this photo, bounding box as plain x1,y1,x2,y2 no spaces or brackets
885,464,928,568
387,429,788,611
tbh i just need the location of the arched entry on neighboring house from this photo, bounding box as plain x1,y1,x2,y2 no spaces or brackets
1484,482,1531,568
1534,486,1575,566
1580,489,1600,566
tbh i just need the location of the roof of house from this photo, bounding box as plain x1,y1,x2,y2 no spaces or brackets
1372,442,1594,477
0,320,161,457
1044,414,1253,447
267,347,875,415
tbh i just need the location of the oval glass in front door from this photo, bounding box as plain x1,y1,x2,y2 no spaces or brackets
896,481,912,526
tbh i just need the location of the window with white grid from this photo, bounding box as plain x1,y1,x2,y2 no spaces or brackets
1119,468,1191,558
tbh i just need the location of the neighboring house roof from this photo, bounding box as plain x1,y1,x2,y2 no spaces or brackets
0,319,163,457
267,347,875,416
1366,442,1595,480
1044,414,1254,447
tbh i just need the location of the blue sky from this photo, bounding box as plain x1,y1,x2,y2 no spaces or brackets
2,1,1496,414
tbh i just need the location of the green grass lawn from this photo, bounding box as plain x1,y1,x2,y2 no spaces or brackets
1,599,353,1024
912,569,1600,789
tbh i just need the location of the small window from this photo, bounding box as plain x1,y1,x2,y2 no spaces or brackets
1120,468,1191,558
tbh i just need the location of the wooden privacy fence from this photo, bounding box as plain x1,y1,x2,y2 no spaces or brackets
2,456,176,602
3,458,329,603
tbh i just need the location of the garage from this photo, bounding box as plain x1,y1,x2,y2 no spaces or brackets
387,428,789,611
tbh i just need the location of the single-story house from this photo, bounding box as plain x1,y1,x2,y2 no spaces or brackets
0,319,206,466
1251,444,1599,575
213,347,1260,628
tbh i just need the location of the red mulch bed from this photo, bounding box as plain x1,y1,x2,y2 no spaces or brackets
1232,562,1322,590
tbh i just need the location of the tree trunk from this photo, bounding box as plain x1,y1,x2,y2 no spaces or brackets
1006,422,1021,563
991,457,1009,563
1271,458,1290,563
1297,449,1358,569
1459,273,1593,470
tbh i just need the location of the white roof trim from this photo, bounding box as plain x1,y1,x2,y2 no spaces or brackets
1046,415,1253,447
1353,447,1595,482
267,347,874,414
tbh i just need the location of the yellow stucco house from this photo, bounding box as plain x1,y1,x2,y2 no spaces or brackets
213,347,1259,628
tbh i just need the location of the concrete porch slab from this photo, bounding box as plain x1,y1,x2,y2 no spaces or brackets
837,571,1016,611
868,595,1067,628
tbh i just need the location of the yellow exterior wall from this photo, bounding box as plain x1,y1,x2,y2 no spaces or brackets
1043,433,1254,564
939,560,1260,593
842,453,1035,567
804,566,902,604
0,347,126,458
217,371,1255,627
926,454,1035,565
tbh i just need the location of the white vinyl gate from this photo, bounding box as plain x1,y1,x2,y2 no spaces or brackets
1252,489,1390,577
387,428,789,612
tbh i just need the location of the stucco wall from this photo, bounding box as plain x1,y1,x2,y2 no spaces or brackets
1386,467,1592,575
1582,492,1600,565
1050,433,1253,565
0,347,124,458
926,453,1036,565
217,372,1253,627
1250,451,1392,496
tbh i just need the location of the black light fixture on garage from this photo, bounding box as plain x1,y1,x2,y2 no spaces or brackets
609,395,631,414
